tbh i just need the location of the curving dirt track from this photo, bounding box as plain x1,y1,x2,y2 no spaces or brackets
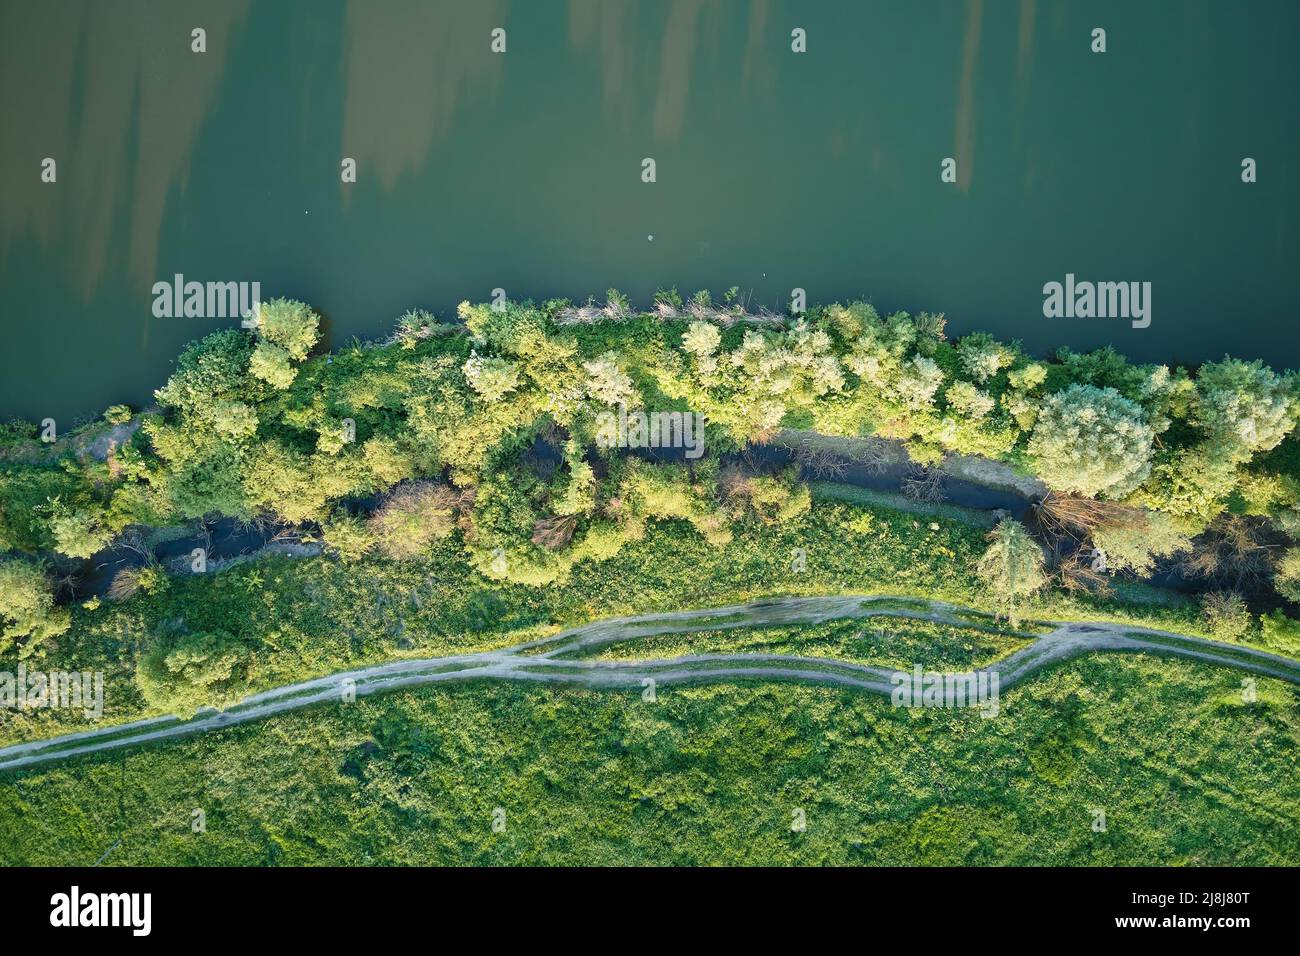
2,595,1297,774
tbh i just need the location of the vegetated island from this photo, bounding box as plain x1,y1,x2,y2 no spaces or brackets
2,289,1299,865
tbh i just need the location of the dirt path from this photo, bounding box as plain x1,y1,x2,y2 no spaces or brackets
3,595,1297,774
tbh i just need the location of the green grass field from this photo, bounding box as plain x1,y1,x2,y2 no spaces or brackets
3,652,1296,866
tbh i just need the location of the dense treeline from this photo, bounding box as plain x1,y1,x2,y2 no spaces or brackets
3,290,1300,667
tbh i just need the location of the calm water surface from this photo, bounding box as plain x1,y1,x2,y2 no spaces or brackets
1,0,1297,421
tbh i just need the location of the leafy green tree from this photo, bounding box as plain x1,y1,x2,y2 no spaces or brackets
154,329,256,416
956,332,1011,383
254,298,320,361
136,627,253,716
209,400,259,441
1194,358,1295,461
974,520,1046,626
894,355,945,412
1028,384,1154,498
249,341,298,389
583,351,636,406
362,436,418,487
944,381,995,422
45,496,114,558
1275,547,1300,603
1133,446,1234,529
0,557,71,656
1092,510,1192,576
462,351,520,402
1054,345,1148,398
681,321,721,359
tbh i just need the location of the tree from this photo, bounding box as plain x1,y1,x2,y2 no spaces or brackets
368,481,459,559
1194,358,1295,461
583,351,636,406
46,496,114,559
894,355,945,412
1028,384,1154,498
975,520,1046,626
1092,509,1192,576
462,351,520,402
153,329,255,416
249,340,298,389
956,332,1011,383
1276,548,1300,603
944,381,995,422
136,627,252,716
0,557,71,656
254,298,320,361
682,321,721,358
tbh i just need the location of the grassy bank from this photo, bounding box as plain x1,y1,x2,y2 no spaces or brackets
1,494,1212,748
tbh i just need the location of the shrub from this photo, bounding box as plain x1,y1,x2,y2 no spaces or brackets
107,563,168,602
620,460,732,546
1258,610,1300,657
368,481,459,560
136,627,253,717
393,309,436,349
321,511,377,562
1201,591,1254,643
743,467,813,525
103,404,133,425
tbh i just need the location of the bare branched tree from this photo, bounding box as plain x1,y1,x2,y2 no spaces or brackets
1030,491,1141,542
901,466,946,505
531,513,578,551
1181,515,1278,593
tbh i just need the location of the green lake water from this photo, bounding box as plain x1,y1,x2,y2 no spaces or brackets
1,0,1297,422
